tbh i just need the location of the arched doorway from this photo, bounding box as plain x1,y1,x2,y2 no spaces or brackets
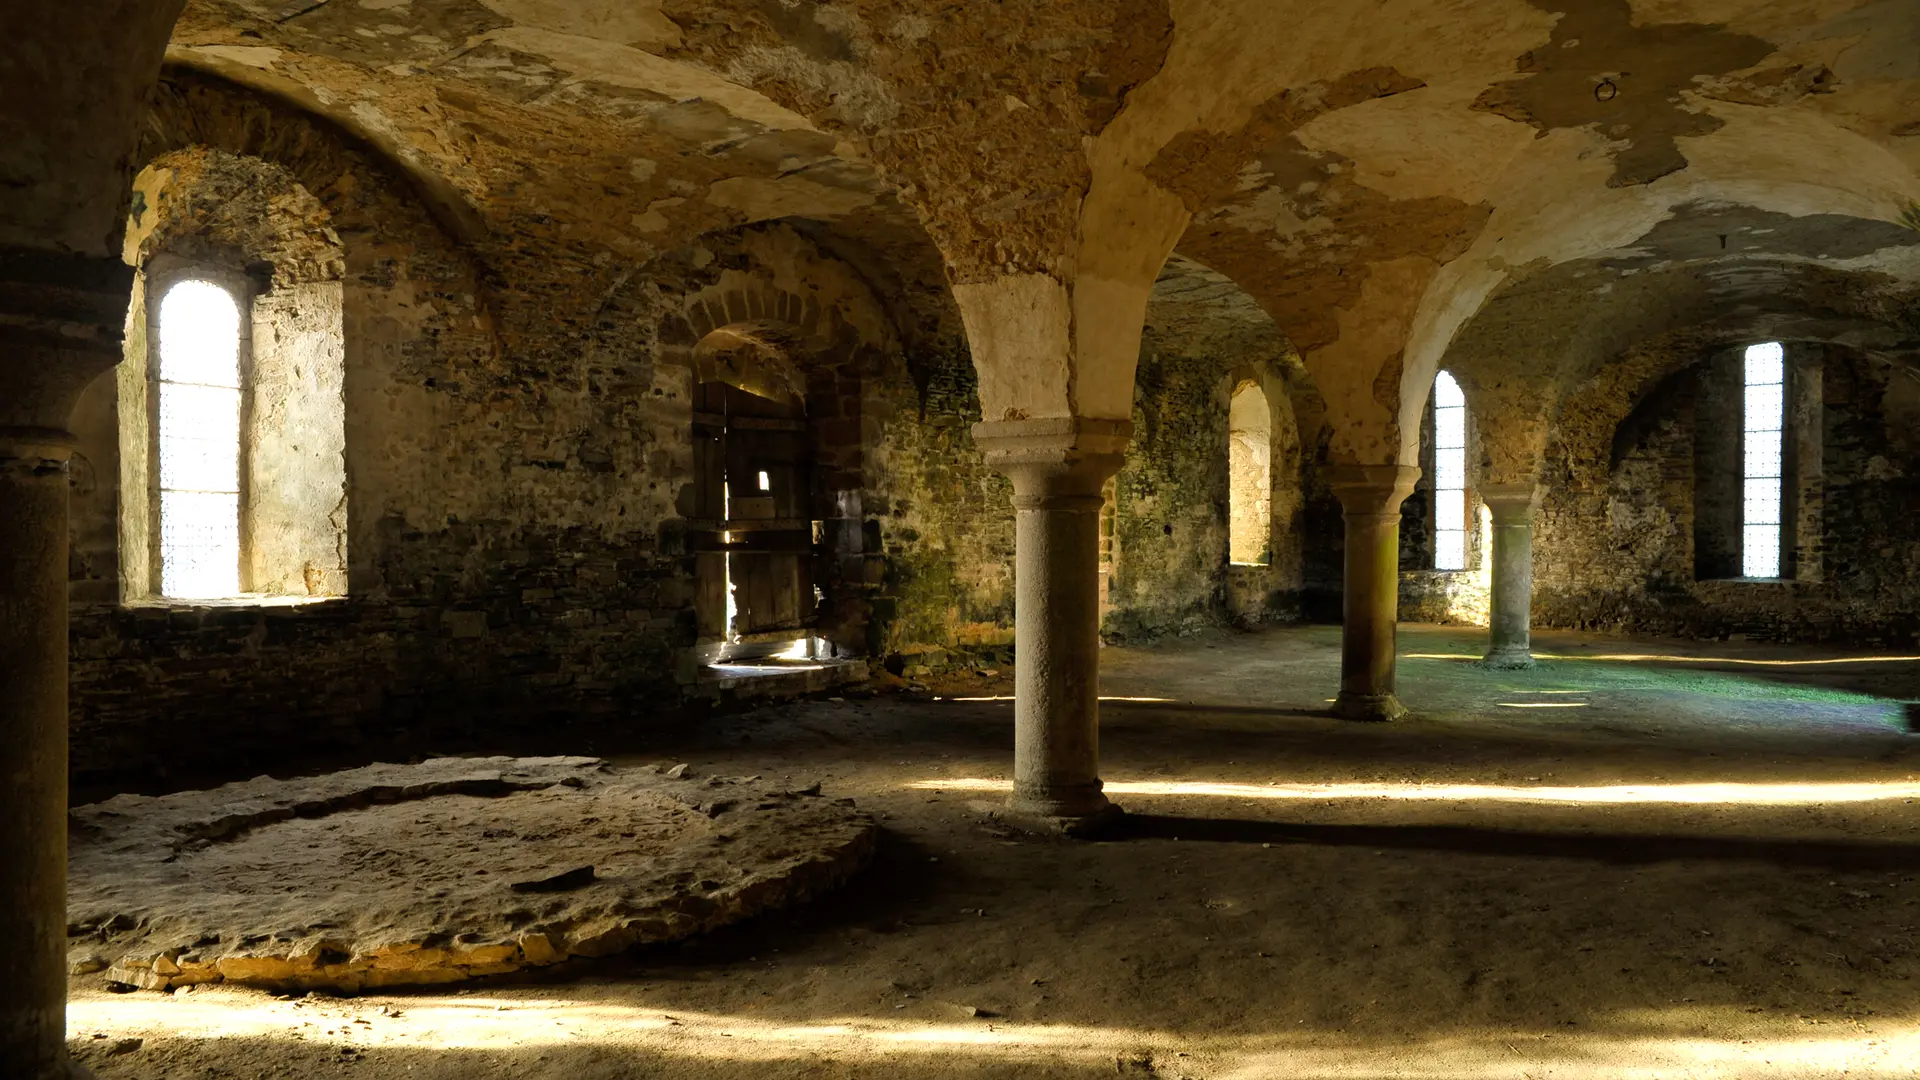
690,331,820,661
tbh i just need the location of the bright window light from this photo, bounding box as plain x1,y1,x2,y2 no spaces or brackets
157,280,243,599
1432,371,1467,570
1227,382,1272,565
1742,342,1785,578
757,469,770,492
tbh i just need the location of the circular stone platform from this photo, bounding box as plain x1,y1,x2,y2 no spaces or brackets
68,757,875,992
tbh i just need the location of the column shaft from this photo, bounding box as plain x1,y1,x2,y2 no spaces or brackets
0,247,131,1080
1011,481,1106,817
1330,466,1419,721
974,418,1129,830
0,436,78,1080
1481,483,1542,669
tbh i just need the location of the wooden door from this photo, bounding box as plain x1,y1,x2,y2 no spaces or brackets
692,382,816,642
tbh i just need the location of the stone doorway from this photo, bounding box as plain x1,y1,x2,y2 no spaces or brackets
692,381,819,661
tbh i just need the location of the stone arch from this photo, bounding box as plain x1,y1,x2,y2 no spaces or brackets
78,66,499,602
116,147,352,602
656,224,905,661
138,65,486,249
1219,361,1307,624
679,281,839,359
1430,206,1920,490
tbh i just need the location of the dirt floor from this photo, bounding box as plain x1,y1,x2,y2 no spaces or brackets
70,623,1920,1078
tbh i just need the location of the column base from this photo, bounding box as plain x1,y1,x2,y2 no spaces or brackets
1333,691,1408,722
1006,784,1123,838
1481,647,1536,670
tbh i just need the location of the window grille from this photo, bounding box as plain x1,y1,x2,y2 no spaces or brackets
1433,371,1468,571
1741,342,1785,579
156,280,243,598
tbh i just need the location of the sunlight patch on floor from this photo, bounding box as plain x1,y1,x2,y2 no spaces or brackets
1408,652,1920,667
945,695,1176,703
67,990,1920,1077
907,777,1920,805
68,992,1129,1061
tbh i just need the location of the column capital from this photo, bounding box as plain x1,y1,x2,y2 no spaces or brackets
0,246,134,449
972,417,1131,506
1329,464,1420,517
1480,481,1545,522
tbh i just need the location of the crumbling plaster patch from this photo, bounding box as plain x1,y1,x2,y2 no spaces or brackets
1472,0,1776,188
664,0,1177,282
476,0,684,50
485,26,812,132
155,0,1920,473
704,174,876,223
162,5,886,278
1160,1,1920,478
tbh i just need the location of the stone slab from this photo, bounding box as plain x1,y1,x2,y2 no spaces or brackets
68,756,875,992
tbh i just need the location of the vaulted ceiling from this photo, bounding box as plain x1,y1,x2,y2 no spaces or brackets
45,0,1920,459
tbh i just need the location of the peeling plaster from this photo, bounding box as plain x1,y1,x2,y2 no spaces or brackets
705,175,876,222
478,0,683,49
485,26,814,131
184,44,285,70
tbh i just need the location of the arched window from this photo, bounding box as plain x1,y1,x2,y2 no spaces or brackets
1742,342,1785,578
1228,381,1272,565
1432,371,1468,570
127,264,349,603
156,280,245,599
118,153,350,604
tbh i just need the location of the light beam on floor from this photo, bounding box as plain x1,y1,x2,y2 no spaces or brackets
947,695,1176,703
1407,652,1920,667
906,778,1920,804
64,990,1920,1077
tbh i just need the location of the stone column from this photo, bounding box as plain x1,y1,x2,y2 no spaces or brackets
0,248,131,1080
1480,482,1542,669
1329,465,1420,721
972,418,1130,832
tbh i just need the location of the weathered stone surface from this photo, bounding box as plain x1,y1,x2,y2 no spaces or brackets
36,0,1920,798
68,757,875,992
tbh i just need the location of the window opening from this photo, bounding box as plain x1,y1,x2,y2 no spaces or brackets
1433,370,1468,571
1097,475,1119,613
757,469,770,492
1227,382,1272,565
1742,342,1785,578
156,279,244,599
721,480,738,641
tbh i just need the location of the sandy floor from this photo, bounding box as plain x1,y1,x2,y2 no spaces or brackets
71,623,1920,1079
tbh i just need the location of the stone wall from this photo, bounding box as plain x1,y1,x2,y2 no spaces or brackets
68,77,698,793
1397,382,1490,626
1103,330,1313,641
67,74,1329,793
1532,344,1920,644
